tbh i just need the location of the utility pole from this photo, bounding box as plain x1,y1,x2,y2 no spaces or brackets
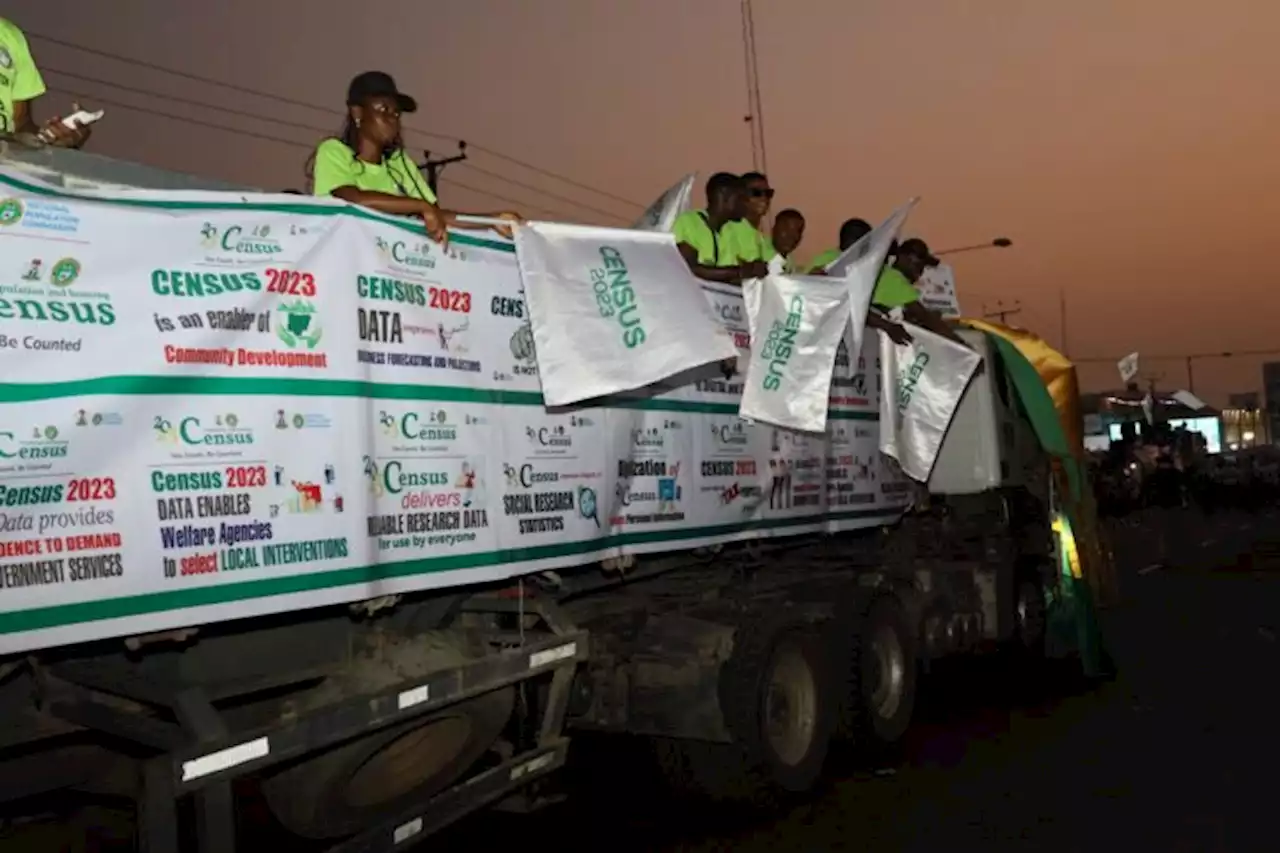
740,0,767,173
982,299,1022,324
419,141,467,196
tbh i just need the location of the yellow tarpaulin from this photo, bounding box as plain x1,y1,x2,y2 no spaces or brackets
959,318,1119,607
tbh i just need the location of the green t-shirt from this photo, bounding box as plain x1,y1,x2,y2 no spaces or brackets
873,266,921,308
807,247,840,273
723,219,771,264
312,138,438,204
672,209,738,267
0,19,46,134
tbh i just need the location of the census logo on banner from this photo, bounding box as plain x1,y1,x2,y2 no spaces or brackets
740,275,851,433
514,222,737,407
879,322,982,482
633,173,696,232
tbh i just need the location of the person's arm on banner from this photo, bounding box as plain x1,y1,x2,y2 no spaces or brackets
441,209,523,238
902,301,970,348
327,185,453,243
675,243,768,285
867,309,912,345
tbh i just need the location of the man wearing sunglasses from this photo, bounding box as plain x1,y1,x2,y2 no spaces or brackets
673,172,770,286
724,171,776,266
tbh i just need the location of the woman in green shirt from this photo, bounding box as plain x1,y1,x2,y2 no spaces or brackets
309,72,519,245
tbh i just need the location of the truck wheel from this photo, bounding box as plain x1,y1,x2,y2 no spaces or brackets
847,596,917,749
259,632,514,840
654,617,835,803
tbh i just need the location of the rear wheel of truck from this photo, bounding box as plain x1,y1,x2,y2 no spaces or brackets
840,595,917,751
259,631,514,840
655,616,835,803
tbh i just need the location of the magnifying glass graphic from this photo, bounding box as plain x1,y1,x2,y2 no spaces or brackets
578,486,600,528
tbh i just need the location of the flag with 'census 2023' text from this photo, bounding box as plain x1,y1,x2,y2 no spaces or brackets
879,322,983,481
739,274,853,433
514,222,736,407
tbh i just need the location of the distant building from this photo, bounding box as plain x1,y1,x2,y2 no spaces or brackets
1080,386,1222,452
1263,362,1280,446
1223,392,1267,450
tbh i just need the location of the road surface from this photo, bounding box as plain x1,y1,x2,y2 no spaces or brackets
440,505,1280,852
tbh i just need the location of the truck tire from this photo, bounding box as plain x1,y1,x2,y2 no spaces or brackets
259,631,514,840
654,616,835,803
838,595,917,750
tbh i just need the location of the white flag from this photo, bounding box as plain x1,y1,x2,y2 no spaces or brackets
917,262,961,318
826,199,918,361
1171,389,1207,411
1141,391,1155,425
879,322,983,482
739,274,852,432
1117,351,1140,383
514,221,737,407
632,173,696,232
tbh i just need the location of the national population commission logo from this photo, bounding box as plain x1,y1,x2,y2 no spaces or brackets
49,258,81,287
0,198,24,227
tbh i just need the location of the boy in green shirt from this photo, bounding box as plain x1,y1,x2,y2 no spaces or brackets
770,209,806,274
723,171,775,264
672,172,768,285
0,18,90,147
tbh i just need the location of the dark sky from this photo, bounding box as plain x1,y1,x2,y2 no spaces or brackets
12,0,1280,405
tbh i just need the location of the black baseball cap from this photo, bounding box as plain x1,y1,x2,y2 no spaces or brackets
897,237,939,267
346,71,418,113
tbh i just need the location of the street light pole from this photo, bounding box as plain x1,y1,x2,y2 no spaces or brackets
935,237,1013,257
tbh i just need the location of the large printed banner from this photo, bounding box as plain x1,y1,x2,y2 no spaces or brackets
0,168,909,653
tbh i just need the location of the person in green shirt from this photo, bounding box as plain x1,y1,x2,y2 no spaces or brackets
769,208,805,274
723,170,775,264
672,172,768,285
0,18,89,147
880,238,970,346
808,218,911,344
807,217,872,274
310,71,519,245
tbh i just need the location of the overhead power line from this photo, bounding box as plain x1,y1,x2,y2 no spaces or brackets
29,30,647,211
43,80,584,221
42,65,628,223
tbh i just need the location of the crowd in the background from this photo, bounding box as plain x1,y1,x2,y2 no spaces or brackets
1092,424,1280,516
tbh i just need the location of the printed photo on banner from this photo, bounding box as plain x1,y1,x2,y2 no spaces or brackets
764,427,825,514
